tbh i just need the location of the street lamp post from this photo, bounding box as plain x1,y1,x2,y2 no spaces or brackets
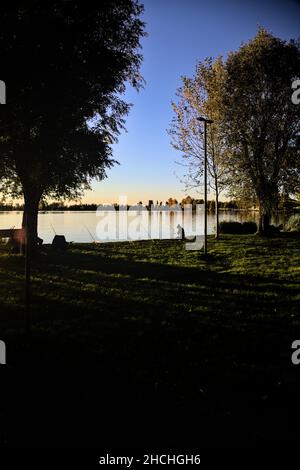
197,116,214,255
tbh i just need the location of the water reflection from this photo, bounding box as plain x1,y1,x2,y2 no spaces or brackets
0,210,288,244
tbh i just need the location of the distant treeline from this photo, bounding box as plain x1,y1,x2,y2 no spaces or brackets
0,199,248,212
0,197,298,212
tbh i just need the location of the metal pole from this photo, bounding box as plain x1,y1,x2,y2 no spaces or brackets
25,213,31,334
204,119,207,255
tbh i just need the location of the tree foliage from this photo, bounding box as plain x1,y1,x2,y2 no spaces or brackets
170,28,300,234
0,0,146,245
169,57,229,237
221,27,300,231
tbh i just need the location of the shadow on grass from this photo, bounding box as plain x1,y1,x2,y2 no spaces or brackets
1,239,300,447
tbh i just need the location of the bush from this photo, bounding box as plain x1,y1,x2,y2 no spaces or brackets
242,221,258,234
219,221,257,234
285,214,300,233
219,221,242,234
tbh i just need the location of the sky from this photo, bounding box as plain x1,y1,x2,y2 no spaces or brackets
82,0,300,205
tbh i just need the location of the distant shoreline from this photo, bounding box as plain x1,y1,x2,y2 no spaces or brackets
1,208,299,213
1,199,298,213
1,207,261,213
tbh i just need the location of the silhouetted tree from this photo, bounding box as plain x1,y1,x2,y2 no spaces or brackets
0,1,145,249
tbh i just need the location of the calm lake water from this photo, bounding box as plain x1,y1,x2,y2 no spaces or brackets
0,210,287,244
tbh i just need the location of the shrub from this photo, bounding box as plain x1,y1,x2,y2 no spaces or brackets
219,221,257,234
285,214,300,232
241,221,258,234
219,221,242,234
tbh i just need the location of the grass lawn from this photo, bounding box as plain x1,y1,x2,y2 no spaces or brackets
0,235,300,448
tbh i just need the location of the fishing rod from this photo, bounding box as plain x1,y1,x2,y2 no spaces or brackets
50,223,56,236
83,224,98,243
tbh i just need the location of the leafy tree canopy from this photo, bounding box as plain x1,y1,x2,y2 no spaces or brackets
221,27,300,229
0,0,145,201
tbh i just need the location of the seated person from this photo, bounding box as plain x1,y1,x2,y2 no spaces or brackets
176,224,185,240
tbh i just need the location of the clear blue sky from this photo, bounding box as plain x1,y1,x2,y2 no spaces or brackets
83,0,300,205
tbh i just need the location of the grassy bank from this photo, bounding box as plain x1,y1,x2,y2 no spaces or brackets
1,235,300,447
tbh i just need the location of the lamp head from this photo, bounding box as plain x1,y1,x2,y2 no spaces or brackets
197,116,214,124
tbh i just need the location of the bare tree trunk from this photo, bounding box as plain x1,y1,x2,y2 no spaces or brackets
258,198,271,235
22,190,41,253
258,200,263,234
21,188,41,333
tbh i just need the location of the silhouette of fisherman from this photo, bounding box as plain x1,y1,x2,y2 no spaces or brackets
177,224,185,240
176,224,196,242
